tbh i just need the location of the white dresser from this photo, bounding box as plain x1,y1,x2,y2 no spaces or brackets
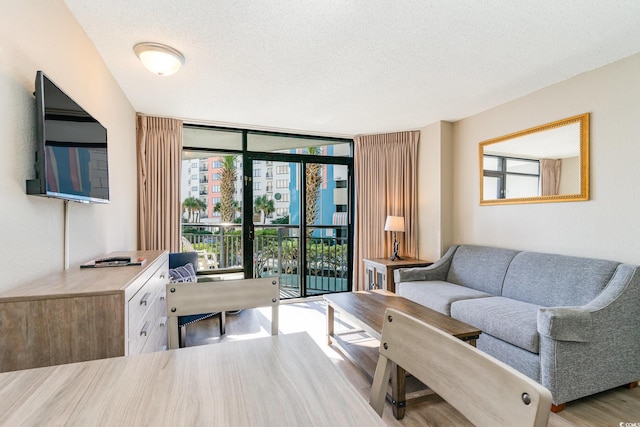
0,250,168,373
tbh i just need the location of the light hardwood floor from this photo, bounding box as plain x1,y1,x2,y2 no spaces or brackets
186,299,640,427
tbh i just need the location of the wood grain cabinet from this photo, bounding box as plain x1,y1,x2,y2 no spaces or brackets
363,257,432,293
0,250,168,373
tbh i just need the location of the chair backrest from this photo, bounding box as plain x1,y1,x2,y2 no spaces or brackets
165,277,280,349
180,236,197,253
369,308,552,426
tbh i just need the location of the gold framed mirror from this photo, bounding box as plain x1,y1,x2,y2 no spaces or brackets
479,113,589,205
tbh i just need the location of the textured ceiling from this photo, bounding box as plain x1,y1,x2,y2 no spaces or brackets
64,0,640,137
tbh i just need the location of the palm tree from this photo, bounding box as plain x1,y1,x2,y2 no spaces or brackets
254,195,275,224
194,198,207,222
214,200,240,220
305,147,322,237
182,197,201,222
219,155,237,223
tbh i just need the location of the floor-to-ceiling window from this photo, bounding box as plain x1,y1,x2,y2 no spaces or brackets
180,127,244,274
181,125,353,299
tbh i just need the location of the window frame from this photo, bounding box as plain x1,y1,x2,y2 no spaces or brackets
483,154,540,200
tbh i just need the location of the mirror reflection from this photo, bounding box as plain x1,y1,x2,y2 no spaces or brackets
479,113,589,205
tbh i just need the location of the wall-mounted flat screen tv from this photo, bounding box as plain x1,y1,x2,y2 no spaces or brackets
26,71,110,204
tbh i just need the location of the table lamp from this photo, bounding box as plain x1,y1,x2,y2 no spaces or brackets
384,215,405,261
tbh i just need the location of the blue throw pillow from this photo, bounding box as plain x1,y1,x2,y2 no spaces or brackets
169,262,197,283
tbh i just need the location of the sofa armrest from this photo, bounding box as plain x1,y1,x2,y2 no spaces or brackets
537,307,593,342
581,263,640,313
538,264,640,405
394,245,458,283
538,264,640,342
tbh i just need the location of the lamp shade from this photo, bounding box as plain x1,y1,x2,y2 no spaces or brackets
133,42,185,76
384,216,405,232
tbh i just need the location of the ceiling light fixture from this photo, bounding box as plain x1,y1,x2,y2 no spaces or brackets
133,42,185,76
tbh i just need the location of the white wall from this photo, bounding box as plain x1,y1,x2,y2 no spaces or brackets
0,1,137,291
449,53,640,264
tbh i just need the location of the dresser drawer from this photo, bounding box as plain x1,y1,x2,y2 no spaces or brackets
147,288,168,351
127,261,168,337
155,286,167,321
129,298,159,355
141,315,168,353
126,259,168,355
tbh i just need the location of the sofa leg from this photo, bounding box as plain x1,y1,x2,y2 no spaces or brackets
549,382,636,414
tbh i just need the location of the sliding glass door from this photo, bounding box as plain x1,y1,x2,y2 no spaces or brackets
181,125,353,299
247,151,351,299
250,159,301,297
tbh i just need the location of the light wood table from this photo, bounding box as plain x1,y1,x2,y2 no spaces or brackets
363,257,432,292
0,332,385,426
324,290,481,419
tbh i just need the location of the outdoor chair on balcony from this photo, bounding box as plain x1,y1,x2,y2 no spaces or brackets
169,252,225,347
180,236,218,270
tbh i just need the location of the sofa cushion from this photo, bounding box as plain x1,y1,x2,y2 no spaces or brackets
501,252,620,307
451,297,541,353
446,245,519,295
396,280,492,316
476,333,540,382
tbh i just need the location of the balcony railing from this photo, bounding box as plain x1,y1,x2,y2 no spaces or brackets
181,223,349,298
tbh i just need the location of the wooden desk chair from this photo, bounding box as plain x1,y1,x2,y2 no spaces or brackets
369,308,552,427
169,252,223,347
166,277,279,349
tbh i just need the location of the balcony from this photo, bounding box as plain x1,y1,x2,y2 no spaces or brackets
181,223,349,298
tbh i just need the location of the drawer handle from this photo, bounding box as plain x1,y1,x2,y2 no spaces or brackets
160,295,165,301
159,316,167,328
140,321,150,336
140,292,151,306
160,273,166,279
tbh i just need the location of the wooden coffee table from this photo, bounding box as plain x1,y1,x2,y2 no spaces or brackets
324,290,481,419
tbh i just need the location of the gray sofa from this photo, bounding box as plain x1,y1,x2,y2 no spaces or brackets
394,244,640,408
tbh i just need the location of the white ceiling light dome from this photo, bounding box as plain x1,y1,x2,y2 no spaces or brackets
133,42,185,76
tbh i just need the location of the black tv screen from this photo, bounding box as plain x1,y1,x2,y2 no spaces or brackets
26,71,110,203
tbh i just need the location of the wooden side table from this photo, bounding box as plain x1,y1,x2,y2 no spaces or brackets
363,257,432,293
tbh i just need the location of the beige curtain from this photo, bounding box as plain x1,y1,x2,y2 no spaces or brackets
540,158,562,196
137,115,183,252
353,131,419,291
